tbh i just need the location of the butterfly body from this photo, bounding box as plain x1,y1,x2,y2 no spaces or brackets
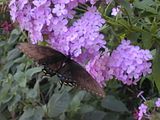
18,43,105,97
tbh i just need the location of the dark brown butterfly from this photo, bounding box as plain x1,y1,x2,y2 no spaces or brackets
17,43,105,97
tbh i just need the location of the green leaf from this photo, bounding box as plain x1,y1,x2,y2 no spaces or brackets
142,31,153,49
82,110,106,120
26,89,38,99
7,48,20,61
48,91,71,117
27,81,40,99
14,56,26,64
153,47,160,92
8,29,21,44
25,67,42,80
3,61,14,72
79,105,95,114
8,94,21,111
69,91,86,112
59,113,66,120
19,106,44,120
0,112,7,120
0,82,13,104
134,0,157,14
0,41,6,47
16,63,26,71
119,0,133,17
103,112,120,120
14,71,26,87
101,95,129,113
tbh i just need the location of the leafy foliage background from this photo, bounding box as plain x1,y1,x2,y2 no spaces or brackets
1,0,160,120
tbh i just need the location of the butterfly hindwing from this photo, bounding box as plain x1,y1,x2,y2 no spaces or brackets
69,60,105,97
56,60,105,97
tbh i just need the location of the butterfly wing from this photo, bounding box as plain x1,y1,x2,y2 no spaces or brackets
18,43,105,97
69,60,105,97
56,60,105,97
17,43,66,73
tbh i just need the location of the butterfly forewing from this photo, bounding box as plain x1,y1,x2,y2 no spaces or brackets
18,43,66,72
18,43,66,61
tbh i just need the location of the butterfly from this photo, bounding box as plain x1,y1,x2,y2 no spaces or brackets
17,43,105,97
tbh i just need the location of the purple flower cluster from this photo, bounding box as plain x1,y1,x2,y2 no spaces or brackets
9,0,97,44
111,6,121,16
136,98,160,120
106,0,112,4
138,103,148,120
155,98,160,107
108,40,152,85
135,98,160,120
86,49,113,85
86,40,152,86
9,0,52,43
9,0,106,62
49,7,106,62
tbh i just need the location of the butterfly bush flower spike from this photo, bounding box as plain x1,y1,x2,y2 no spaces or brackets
9,0,105,57
155,98,160,107
106,0,112,4
9,0,52,43
138,103,148,120
111,6,121,16
52,4,68,16
50,7,106,64
86,49,113,86
109,40,153,85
